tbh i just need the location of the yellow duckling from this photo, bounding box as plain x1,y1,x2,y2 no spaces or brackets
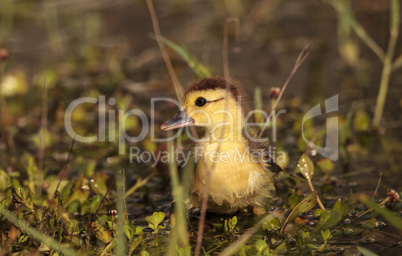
161,77,276,215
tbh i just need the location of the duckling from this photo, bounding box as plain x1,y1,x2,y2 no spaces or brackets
161,77,277,215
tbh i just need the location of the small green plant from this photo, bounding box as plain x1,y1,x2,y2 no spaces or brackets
238,238,287,256
296,154,325,210
145,212,166,235
224,216,238,233
262,217,280,232
314,199,346,231
254,239,270,256
279,191,317,235
126,225,144,255
318,229,332,252
295,231,317,251
176,245,192,256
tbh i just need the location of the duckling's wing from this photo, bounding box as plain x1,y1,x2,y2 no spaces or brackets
247,138,284,174
266,157,284,174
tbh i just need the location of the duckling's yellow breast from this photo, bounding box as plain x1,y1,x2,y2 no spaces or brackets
192,141,270,207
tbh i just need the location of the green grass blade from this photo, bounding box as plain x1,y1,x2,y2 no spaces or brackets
116,169,127,256
357,246,379,256
280,191,317,235
372,0,400,128
328,0,385,62
0,207,76,256
160,36,212,78
391,54,402,71
361,197,402,230
167,132,188,256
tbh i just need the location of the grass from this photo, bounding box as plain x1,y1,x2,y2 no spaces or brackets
328,0,402,129
372,0,400,129
0,0,401,255
0,208,76,256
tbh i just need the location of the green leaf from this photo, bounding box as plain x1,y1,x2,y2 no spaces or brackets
361,197,402,230
321,229,332,243
145,212,166,233
224,216,238,232
135,226,143,235
361,218,377,229
227,216,238,232
1,208,76,256
231,216,238,227
66,199,81,214
0,169,10,191
333,199,347,216
296,154,314,180
280,191,317,235
255,239,269,255
315,210,343,230
357,246,379,256
314,208,324,217
238,245,250,256
63,176,91,206
317,244,325,252
262,217,281,232
90,222,111,243
176,245,192,256
271,240,287,255
128,235,143,255
124,224,143,241
159,36,212,78
141,251,150,256
81,195,102,214
301,231,310,240
316,159,334,174
353,109,370,132
288,193,302,209
306,243,319,249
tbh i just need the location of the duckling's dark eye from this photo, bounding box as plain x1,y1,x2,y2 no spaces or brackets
195,97,207,107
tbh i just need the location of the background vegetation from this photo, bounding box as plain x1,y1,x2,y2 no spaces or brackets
0,0,401,255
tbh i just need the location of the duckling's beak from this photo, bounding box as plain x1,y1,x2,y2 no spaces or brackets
160,108,194,131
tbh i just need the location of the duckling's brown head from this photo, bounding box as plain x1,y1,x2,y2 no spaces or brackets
161,77,247,132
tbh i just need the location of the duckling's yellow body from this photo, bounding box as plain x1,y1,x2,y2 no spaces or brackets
161,77,275,214
192,140,274,214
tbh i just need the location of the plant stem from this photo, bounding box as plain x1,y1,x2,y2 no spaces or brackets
146,0,199,139
306,179,326,210
116,170,127,256
373,0,400,128
328,0,386,62
358,197,390,218
36,80,47,202
258,43,310,138
222,17,239,79
271,98,277,143
145,0,183,102
167,135,188,256
391,54,402,71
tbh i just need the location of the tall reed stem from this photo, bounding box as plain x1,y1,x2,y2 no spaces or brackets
373,0,400,128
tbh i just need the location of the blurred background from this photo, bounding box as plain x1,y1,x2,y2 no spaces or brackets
1,0,401,184
1,0,402,255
